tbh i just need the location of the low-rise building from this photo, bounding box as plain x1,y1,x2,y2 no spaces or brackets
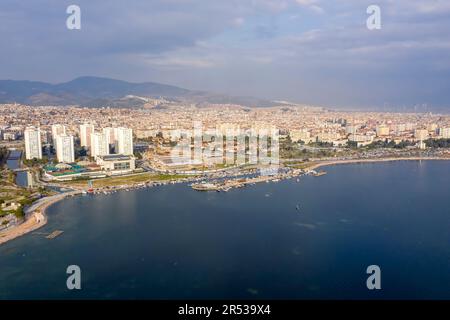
376,125,390,137
96,154,136,174
3,131,19,140
414,129,429,141
349,134,374,147
1,201,21,212
290,129,312,143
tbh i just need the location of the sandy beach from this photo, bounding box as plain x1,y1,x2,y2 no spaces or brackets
0,191,80,246
0,212,46,245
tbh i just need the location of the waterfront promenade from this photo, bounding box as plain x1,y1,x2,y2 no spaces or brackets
305,156,450,171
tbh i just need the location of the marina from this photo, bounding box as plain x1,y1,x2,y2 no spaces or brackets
190,168,323,192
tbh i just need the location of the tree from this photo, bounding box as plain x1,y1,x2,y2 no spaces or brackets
425,138,450,148
347,141,358,149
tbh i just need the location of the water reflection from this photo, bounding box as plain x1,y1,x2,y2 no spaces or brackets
6,150,33,188
15,171,34,188
6,150,21,170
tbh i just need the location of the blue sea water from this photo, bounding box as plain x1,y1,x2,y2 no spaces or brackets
0,161,449,299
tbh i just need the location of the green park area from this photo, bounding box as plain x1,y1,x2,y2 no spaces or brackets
59,172,193,188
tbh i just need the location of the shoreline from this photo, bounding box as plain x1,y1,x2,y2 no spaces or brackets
0,211,47,246
0,156,449,246
305,156,450,171
0,191,80,246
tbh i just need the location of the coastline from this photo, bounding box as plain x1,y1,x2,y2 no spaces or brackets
0,191,80,246
0,211,47,246
305,156,450,171
0,156,449,246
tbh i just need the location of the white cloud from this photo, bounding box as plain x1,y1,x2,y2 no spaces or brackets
295,0,324,14
1,0,450,108
232,17,245,27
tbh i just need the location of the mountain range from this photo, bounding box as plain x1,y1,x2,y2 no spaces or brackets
0,76,276,108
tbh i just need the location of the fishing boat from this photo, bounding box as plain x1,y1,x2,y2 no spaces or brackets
87,180,94,193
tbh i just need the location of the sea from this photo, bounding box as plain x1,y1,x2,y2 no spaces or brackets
0,160,449,299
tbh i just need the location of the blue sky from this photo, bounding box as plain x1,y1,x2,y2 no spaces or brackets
1,0,450,110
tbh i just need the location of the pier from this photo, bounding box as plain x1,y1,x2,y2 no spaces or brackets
46,230,64,239
192,174,289,192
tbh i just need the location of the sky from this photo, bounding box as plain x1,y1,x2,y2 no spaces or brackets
1,0,450,110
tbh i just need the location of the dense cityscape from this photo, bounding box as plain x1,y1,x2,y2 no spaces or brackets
1,101,450,242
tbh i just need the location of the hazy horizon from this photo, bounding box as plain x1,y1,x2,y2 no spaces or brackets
1,0,450,110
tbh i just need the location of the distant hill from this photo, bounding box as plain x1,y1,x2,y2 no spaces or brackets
0,76,276,108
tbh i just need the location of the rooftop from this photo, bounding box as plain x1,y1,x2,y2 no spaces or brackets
98,154,134,161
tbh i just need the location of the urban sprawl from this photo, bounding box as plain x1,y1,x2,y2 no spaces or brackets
1,102,450,242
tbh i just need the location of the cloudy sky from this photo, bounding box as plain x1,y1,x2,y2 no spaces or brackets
1,0,450,110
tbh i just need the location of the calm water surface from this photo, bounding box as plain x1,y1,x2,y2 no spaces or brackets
0,161,449,299
6,150,31,187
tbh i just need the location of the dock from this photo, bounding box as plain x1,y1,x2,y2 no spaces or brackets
192,175,283,192
46,230,64,239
